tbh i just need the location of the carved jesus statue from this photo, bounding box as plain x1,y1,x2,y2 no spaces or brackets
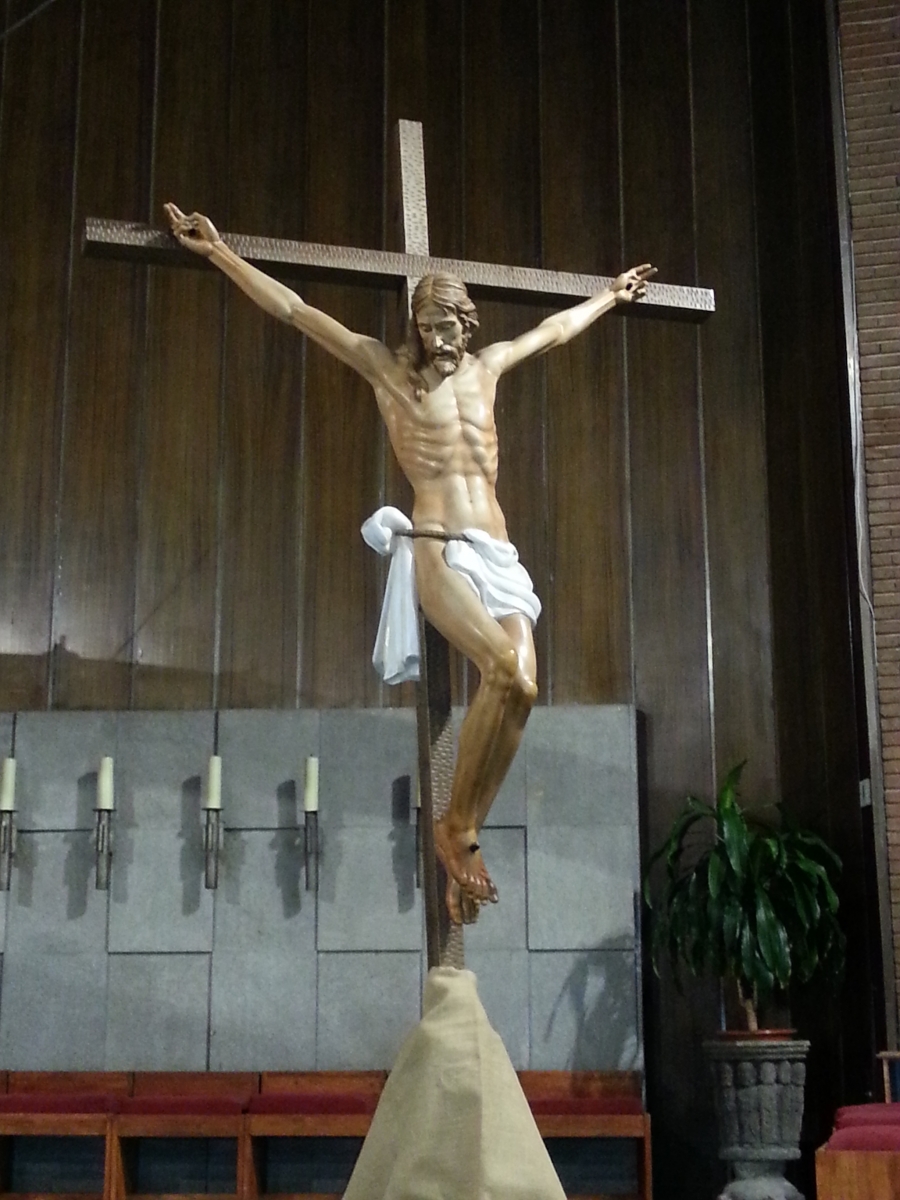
165,201,653,924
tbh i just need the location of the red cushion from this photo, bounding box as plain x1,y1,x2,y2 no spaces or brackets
827,1125,900,1151
119,1095,245,1116
835,1103,900,1128
528,1095,644,1116
0,1092,117,1114
249,1092,377,1115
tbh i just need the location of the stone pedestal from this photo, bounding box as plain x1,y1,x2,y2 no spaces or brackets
704,1037,810,1200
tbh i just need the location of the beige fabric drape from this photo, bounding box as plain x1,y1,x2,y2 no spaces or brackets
344,967,566,1200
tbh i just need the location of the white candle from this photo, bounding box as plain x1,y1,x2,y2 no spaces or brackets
304,756,319,813
97,756,115,811
206,755,222,810
0,758,16,812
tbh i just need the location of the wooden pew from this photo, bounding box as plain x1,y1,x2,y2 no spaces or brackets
0,1069,652,1200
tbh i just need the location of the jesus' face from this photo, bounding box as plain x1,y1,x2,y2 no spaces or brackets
415,303,466,377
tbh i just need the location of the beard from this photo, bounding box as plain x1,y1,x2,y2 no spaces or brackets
430,344,463,377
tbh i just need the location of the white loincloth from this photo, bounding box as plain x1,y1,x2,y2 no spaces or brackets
361,505,542,685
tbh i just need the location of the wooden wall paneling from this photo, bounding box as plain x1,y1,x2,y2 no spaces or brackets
0,0,81,709
749,0,817,824
133,0,231,709
217,0,310,709
620,1,718,1197
539,0,630,705
54,0,157,710
785,0,876,1154
690,0,778,795
462,0,548,703
299,0,385,708
382,0,464,711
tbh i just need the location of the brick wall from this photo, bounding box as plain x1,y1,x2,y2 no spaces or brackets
838,0,900,1011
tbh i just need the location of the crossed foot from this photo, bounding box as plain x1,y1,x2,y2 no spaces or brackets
433,818,499,925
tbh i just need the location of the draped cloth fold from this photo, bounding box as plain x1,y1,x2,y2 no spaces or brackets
343,967,567,1200
361,506,541,686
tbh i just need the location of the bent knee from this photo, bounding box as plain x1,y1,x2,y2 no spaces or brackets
484,647,538,705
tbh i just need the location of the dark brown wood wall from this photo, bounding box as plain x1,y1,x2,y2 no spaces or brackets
0,0,877,1195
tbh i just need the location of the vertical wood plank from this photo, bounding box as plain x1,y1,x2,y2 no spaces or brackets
462,0,547,702
540,0,630,704
621,1,718,1196
300,0,384,707
0,0,81,708
133,0,231,708
217,0,309,708
383,0,464,710
54,0,156,709
691,0,777,795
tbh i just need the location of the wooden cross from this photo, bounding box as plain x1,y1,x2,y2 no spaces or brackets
85,120,714,970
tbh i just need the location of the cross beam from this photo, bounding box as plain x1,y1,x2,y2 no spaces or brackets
84,119,715,970
84,206,713,323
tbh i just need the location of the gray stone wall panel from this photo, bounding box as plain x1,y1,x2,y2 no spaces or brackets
15,712,118,831
105,953,210,1070
316,952,420,1069
218,710,320,830
529,950,640,1070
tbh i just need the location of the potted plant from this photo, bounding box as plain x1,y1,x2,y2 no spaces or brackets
644,762,845,1200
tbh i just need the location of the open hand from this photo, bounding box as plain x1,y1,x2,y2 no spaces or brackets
164,203,221,257
613,263,656,303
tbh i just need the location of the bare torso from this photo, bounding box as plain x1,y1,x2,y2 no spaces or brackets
373,351,509,541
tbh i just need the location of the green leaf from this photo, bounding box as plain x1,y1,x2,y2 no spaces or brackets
755,892,791,986
708,849,726,899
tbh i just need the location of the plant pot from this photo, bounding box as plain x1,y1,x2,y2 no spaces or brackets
704,1036,810,1200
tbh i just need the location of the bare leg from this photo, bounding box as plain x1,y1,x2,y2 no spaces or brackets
413,541,537,921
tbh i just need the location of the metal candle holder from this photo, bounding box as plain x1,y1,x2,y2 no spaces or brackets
0,810,16,892
94,808,113,890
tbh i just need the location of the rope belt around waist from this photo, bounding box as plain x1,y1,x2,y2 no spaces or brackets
398,530,473,543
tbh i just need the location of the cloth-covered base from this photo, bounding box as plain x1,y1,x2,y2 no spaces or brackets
343,967,566,1200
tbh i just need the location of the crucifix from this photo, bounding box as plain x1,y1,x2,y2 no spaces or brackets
85,120,713,971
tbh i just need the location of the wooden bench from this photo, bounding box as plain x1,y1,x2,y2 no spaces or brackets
0,1069,652,1200
815,1052,900,1200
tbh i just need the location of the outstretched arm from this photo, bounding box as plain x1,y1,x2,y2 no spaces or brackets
478,263,656,378
164,204,393,382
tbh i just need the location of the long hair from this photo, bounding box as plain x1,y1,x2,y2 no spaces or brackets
400,273,480,374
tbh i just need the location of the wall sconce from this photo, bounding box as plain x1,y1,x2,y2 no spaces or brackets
303,756,319,892
414,774,422,889
0,757,17,892
95,756,114,890
203,755,222,890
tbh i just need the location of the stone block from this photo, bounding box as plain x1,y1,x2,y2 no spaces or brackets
108,712,214,953
218,710,320,830
317,824,421,951
527,825,637,950
317,952,421,1069
106,952,210,1069
0,949,108,1068
1,833,108,1069
114,711,215,827
529,950,640,1070
464,951,530,1069
319,710,416,827
210,829,317,1069
14,711,118,831
526,706,639,827
0,712,12,756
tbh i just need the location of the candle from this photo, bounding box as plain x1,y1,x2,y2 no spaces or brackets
206,755,222,810
304,756,319,813
97,756,115,811
0,758,16,812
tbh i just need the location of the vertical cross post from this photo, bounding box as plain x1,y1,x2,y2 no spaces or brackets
394,121,464,969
